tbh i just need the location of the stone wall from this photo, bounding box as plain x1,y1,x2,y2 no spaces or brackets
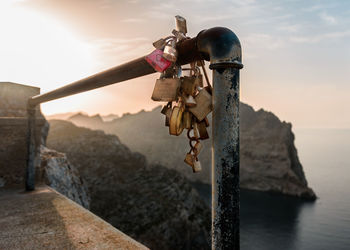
0,82,47,188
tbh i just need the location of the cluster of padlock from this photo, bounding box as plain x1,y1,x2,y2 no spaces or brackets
145,16,213,173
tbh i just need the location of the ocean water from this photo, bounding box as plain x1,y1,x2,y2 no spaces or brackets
240,129,350,250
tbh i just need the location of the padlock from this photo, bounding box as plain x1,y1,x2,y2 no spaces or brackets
197,121,209,140
161,102,171,115
172,29,186,41
165,108,172,127
204,85,212,95
163,39,177,62
184,95,196,107
161,102,172,127
195,74,203,88
151,78,181,102
169,105,184,136
189,87,212,121
175,15,187,35
193,141,203,155
146,49,172,72
204,117,210,127
184,153,194,167
183,111,192,129
192,159,202,173
181,76,197,96
153,38,166,50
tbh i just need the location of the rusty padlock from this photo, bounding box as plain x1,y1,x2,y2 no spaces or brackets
189,87,212,121
161,102,172,127
151,78,181,102
196,121,209,140
181,76,197,96
146,49,172,72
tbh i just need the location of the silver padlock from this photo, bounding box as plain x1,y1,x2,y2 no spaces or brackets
175,15,187,35
153,38,166,50
193,159,202,173
163,39,177,62
151,78,181,102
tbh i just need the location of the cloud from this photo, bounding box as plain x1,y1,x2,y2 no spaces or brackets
290,30,350,44
277,24,299,33
243,33,286,50
319,12,337,25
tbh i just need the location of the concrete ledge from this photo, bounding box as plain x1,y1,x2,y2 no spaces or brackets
0,186,149,250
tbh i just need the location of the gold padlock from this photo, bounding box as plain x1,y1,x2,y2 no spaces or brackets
184,153,194,167
189,87,212,121
169,105,185,136
151,78,181,102
183,111,192,129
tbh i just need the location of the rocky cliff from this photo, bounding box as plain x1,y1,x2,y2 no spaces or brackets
36,146,90,209
46,120,211,250
62,103,315,200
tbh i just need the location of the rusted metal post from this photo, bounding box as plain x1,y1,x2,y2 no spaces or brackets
26,107,36,191
211,66,240,249
194,27,243,249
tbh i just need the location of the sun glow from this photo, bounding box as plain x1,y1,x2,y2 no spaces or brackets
0,2,98,115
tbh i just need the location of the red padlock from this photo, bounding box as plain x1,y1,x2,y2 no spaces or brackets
145,49,172,72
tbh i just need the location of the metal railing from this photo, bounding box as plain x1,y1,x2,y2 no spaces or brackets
26,26,243,250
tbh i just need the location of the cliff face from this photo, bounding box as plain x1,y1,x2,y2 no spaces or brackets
46,120,211,250
62,103,315,199
240,104,314,198
36,146,91,209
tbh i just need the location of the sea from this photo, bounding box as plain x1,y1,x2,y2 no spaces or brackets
241,128,350,250
195,129,350,250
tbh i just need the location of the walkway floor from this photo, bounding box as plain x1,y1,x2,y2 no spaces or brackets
0,185,148,250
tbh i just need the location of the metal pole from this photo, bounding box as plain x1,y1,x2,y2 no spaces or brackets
193,27,243,249
211,67,240,249
26,107,36,191
28,57,156,107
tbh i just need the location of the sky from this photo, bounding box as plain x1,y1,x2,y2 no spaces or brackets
0,0,349,128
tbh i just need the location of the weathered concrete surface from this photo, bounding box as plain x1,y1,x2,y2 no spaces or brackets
0,186,148,250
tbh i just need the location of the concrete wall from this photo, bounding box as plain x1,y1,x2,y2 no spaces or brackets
0,82,47,188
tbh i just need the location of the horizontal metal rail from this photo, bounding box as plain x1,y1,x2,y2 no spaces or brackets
28,57,156,107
